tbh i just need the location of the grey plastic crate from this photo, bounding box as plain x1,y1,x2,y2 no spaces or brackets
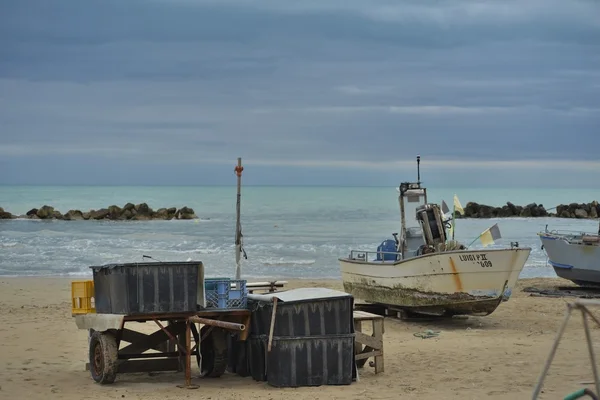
90,261,201,315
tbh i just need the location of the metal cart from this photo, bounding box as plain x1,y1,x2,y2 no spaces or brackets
74,309,251,387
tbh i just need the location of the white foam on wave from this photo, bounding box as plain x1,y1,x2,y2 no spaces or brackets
262,258,317,267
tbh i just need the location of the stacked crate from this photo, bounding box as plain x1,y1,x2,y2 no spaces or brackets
245,288,356,387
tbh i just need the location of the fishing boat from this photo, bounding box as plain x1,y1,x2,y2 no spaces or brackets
538,222,600,287
338,156,532,316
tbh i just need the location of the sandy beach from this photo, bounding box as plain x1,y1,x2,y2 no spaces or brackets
0,276,596,400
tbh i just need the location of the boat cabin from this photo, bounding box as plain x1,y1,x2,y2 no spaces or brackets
397,180,449,260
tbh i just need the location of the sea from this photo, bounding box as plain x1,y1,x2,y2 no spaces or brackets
0,185,598,279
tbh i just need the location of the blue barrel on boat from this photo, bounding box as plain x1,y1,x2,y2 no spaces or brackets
376,239,398,261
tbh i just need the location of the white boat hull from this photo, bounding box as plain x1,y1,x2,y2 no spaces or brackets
339,247,531,316
539,233,600,286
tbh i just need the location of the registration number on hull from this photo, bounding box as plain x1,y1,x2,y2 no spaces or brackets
459,253,493,268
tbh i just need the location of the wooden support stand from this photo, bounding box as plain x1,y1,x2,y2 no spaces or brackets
353,310,384,374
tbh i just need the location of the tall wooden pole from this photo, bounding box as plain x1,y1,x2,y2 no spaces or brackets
234,158,244,280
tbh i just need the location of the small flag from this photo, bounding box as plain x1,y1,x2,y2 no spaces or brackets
441,200,450,214
479,223,502,247
453,194,465,215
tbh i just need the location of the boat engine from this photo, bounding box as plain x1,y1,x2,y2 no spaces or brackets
415,204,447,248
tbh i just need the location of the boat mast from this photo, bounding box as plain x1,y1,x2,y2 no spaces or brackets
417,155,427,203
399,183,406,259
234,158,244,280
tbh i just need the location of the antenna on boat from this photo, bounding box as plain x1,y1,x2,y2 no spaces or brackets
416,155,421,184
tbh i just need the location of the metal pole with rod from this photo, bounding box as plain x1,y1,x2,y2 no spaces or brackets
582,308,600,398
532,300,600,399
234,158,244,280
531,305,573,399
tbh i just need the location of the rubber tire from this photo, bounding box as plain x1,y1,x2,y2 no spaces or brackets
89,330,118,384
197,326,229,378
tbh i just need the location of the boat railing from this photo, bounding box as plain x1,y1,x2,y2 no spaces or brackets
346,250,402,262
544,224,590,236
542,227,592,237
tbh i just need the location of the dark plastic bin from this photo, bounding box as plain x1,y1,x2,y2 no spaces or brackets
248,334,355,387
248,294,354,337
227,333,250,377
248,335,267,382
90,261,201,315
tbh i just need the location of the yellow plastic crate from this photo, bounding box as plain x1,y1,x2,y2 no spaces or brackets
71,280,96,315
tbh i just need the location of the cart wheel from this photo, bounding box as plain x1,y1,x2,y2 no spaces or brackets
89,330,118,384
197,326,228,378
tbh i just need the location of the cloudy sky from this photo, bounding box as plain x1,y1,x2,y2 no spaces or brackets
1,0,599,187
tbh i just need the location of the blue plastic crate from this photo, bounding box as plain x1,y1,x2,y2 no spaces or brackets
205,279,248,310
205,277,230,291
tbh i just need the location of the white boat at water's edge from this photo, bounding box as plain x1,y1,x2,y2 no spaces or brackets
339,156,532,316
539,222,600,287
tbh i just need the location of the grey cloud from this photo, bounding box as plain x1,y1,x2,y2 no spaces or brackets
0,0,599,186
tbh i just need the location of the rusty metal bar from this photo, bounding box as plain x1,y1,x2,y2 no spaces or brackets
152,319,186,357
188,316,245,331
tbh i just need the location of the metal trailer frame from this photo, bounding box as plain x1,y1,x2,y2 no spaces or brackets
74,309,251,388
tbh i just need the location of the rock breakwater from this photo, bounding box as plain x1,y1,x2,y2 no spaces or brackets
0,203,197,220
455,201,599,219
1,200,598,220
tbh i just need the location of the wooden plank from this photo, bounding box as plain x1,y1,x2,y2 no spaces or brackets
120,328,167,352
353,310,384,321
373,319,384,373
118,352,179,360
119,322,186,355
354,331,383,350
354,320,363,356
355,350,383,360
74,313,125,331
117,358,180,374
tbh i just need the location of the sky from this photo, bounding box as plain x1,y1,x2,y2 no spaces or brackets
0,0,599,187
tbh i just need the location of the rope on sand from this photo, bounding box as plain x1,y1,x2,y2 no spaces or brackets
413,330,440,339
